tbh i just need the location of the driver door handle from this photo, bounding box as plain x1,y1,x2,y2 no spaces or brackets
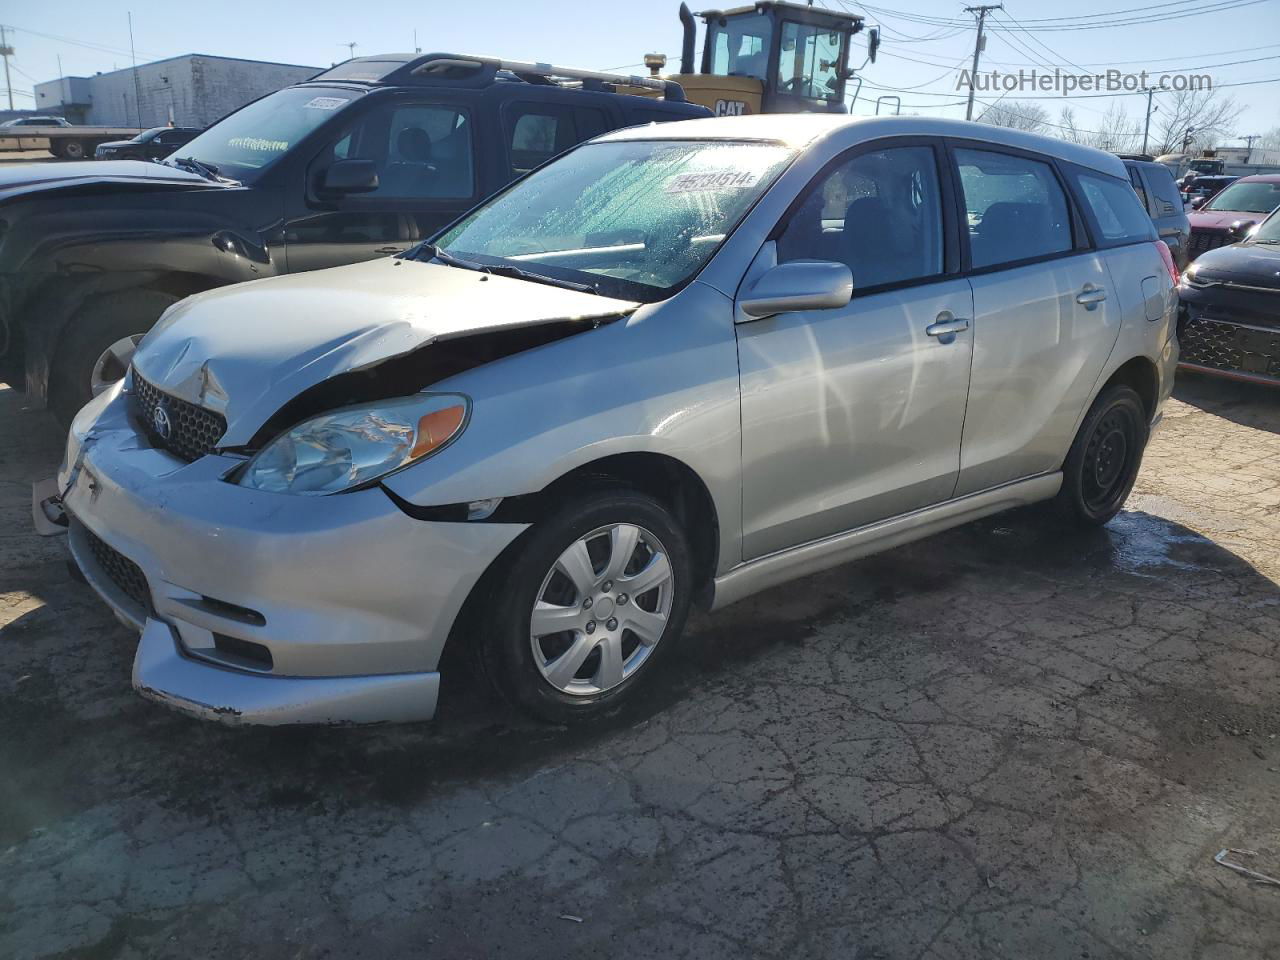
1076,283,1107,307
925,316,970,338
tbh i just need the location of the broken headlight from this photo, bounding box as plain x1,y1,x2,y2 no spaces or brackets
239,393,469,495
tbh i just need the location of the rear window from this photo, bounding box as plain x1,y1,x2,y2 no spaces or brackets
1073,170,1155,245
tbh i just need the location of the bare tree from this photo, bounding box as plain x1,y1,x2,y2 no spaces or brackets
1057,106,1084,144
1257,125,1280,150
977,100,1049,134
1152,88,1243,155
1089,102,1143,154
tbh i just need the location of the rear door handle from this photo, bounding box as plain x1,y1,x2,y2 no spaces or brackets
1076,284,1107,307
925,316,970,341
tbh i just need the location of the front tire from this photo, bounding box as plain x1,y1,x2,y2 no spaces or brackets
48,289,178,428
479,489,693,724
1054,384,1148,526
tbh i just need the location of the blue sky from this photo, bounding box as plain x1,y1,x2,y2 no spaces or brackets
3,0,1278,143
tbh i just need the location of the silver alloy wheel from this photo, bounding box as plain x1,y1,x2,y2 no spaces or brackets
530,522,675,697
90,334,144,396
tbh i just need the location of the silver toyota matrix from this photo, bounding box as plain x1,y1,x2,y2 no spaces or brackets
47,115,1179,725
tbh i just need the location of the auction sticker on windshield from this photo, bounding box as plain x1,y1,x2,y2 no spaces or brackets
304,97,348,110
665,170,763,193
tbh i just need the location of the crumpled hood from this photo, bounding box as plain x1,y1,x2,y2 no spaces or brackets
132,257,637,446
1188,241,1280,290
0,159,217,202
1189,208,1263,230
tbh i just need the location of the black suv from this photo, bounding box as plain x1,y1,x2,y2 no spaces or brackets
0,53,708,424
1123,158,1191,270
94,126,203,161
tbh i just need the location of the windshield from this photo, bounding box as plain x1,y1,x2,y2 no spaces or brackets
778,21,844,101
170,86,360,180
1250,209,1280,243
1204,180,1280,213
434,139,795,302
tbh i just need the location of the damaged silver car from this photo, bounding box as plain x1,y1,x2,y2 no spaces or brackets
43,114,1179,725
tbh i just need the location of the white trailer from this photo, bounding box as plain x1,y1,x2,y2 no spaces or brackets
0,125,144,160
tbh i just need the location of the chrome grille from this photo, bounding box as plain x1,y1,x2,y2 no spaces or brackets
131,371,227,462
83,525,152,615
1180,316,1280,381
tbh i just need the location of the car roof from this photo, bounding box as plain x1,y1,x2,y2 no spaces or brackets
1230,174,1280,183
597,114,1127,177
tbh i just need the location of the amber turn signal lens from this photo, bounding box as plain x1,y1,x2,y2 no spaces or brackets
410,404,466,458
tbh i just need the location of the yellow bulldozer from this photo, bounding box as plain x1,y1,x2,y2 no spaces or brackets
653,1,879,116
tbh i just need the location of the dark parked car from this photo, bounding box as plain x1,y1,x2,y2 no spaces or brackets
1178,206,1280,385
1181,174,1237,206
94,126,202,161
1187,174,1280,261
1124,158,1191,269
0,53,708,424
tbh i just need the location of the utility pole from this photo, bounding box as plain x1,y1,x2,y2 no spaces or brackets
0,26,14,112
1242,133,1260,163
128,12,142,127
964,5,1002,122
1141,88,1156,155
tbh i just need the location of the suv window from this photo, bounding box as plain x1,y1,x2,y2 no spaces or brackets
956,148,1072,269
1127,166,1150,213
324,101,475,200
777,145,944,289
1073,170,1155,244
504,105,605,178
1145,164,1184,215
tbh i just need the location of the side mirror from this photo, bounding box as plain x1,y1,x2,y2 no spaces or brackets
867,28,880,64
1190,196,1206,209
738,260,853,320
320,158,379,195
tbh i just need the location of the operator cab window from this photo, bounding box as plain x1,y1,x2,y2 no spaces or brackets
776,145,944,290
708,13,773,82
777,21,843,101
955,148,1072,269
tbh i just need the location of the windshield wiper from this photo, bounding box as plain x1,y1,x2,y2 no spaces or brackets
415,244,598,294
165,156,236,184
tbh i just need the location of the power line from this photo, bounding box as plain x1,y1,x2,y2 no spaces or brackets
857,0,1271,32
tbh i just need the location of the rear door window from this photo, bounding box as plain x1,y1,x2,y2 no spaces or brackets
1127,166,1151,214
1072,170,1157,245
504,104,603,178
955,147,1073,269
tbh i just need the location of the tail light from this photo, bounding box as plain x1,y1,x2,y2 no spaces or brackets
1155,240,1178,286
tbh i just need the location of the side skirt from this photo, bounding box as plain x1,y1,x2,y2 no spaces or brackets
710,472,1063,610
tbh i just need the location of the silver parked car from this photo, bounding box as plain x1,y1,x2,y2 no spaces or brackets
48,115,1179,726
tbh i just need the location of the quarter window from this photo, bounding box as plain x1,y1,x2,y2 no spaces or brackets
1074,170,1156,244
776,145,944,290
955,148,1072,269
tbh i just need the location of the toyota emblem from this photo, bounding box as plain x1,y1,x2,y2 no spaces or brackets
151,401,172,441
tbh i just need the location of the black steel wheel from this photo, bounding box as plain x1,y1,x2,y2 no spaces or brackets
1055,384,1148,527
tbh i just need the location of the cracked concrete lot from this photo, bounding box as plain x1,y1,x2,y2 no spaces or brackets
1,374,1279,959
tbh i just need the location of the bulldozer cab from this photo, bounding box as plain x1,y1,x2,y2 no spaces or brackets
673,1,874,115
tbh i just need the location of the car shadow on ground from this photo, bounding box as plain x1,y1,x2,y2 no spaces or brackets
1173,368,1279,434
5,497,1277,833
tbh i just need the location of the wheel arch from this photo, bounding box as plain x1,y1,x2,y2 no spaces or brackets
1099,354,1159,423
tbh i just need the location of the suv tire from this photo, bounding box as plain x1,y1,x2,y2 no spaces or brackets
48,289,178,428
1055,384,1148,527
479,489,693,723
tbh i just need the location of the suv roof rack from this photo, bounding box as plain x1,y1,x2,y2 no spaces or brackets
310,52,686,102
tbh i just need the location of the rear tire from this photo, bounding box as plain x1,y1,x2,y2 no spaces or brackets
479,489,693,724
1054,384,1148,527
61,140,87,160
48,289,178,429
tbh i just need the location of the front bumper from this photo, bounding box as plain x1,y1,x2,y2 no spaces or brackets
61,387,527,725
1177,284,1280,386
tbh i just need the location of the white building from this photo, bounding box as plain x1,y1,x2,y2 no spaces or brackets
34,54,320,128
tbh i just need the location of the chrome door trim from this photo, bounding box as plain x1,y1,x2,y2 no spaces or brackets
710,472,1062,610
